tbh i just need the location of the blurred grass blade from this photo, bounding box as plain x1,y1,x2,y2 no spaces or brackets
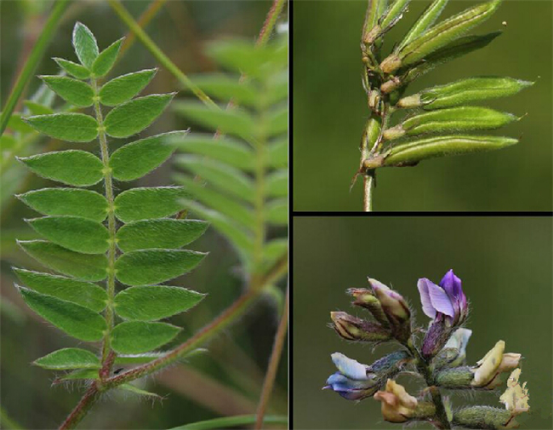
168,414,288,430
0,0,70,137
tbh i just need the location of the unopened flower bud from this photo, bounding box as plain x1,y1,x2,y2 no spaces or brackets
347,288,389,326
323,353,379,400
330,311,391,342
369,278,410,323
453,406,517,429
374,379,435,423
433,328,472,370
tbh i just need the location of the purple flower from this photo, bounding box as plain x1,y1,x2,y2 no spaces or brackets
417,270,468,326
323,353,379,400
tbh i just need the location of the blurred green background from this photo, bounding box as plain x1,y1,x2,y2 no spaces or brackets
293,0,552,211
293,216,552,429
1,1,287,429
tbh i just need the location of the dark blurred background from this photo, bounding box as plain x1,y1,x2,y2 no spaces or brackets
293,0,552,211
1,1,287,428
293,216,552,429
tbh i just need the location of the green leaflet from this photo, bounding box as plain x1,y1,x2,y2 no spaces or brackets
383,107,518,140
115,249,207,286
180,199,254,264
174,175,255,228
176,156,255,203
56,369,99,382
116,219,209,252
18,287,106,341
39,76,94,107
6,113,35,133
17,188,108,222
99,69,157,106
382,135,518,166
266,170,288,198
27,216,109,254
266,199,288,226
110,321,181,354
24,100,54,115
114,187,190,223
114,352,164,365
92,38,123,77
398,0,449,49
267,70,288,105
114,285,205,321
398,77,533,110
173,101,256,142
118,384,162,399
170,133,255,171
109,131,184,181
13,268,107,312
268,138,288,168
33,348,101,370
268,106,288,137
72,22,99,68
53,58,90,79
18,150,104,187
189,73,258,107
24,113,99,142
18,240,107,281
104,93,175,138
263,238,288,266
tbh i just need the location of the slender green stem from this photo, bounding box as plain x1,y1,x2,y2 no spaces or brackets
255,287,289,429
363,174,374,211
90,78,117,367
256,0,287,47
107,0,217,110
168,414,288,430
58,384,101,430
119,0,168,57
0,0,70,137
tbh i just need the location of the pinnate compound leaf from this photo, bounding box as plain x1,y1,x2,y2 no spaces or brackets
170,133,255,171
13,268,107,312
266,170,288,197
110,131,184,181
118,384,163,399
173,101,255,142
114,285,205,321
72,22,99,68
54,58,90,79
33,348,101,370
24,113,98,142
383,135,518,166
39,76,94,107
24,100,54,115
180,199,254,262
18,240,108,281
176,156,255,202
115,249,207,286
92,38,123,77
17,188,108,222
99,69,157,106
174,175,255,228
189,74,258,106
116,219,208,252
110,321,181,354
114,187,189,223
266,199,288,225
27,216,109,254
18,286,106,341
18,150,104,187
104,94,175,138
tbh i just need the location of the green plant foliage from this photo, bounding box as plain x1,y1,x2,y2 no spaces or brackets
33,348,101,370
118,383,163,399
359,0,531,209
114,285,205,321
14,23,208,390
110,321,181,354
173,36,288,275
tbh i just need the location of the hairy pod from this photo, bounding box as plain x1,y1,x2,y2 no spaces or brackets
383,107,518,140
453,406,516,429
381,0,503,73
398,77,533,110
383,135,517,166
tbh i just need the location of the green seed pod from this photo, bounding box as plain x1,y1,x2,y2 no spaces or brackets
401,77,534,110
382,135,518,166
381,0,503,73
363,0,389,46
398,0,449,50
385,107,518,140
380,0,410,31
453,407,515,429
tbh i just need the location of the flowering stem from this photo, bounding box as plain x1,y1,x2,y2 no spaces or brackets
407,341,451,429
